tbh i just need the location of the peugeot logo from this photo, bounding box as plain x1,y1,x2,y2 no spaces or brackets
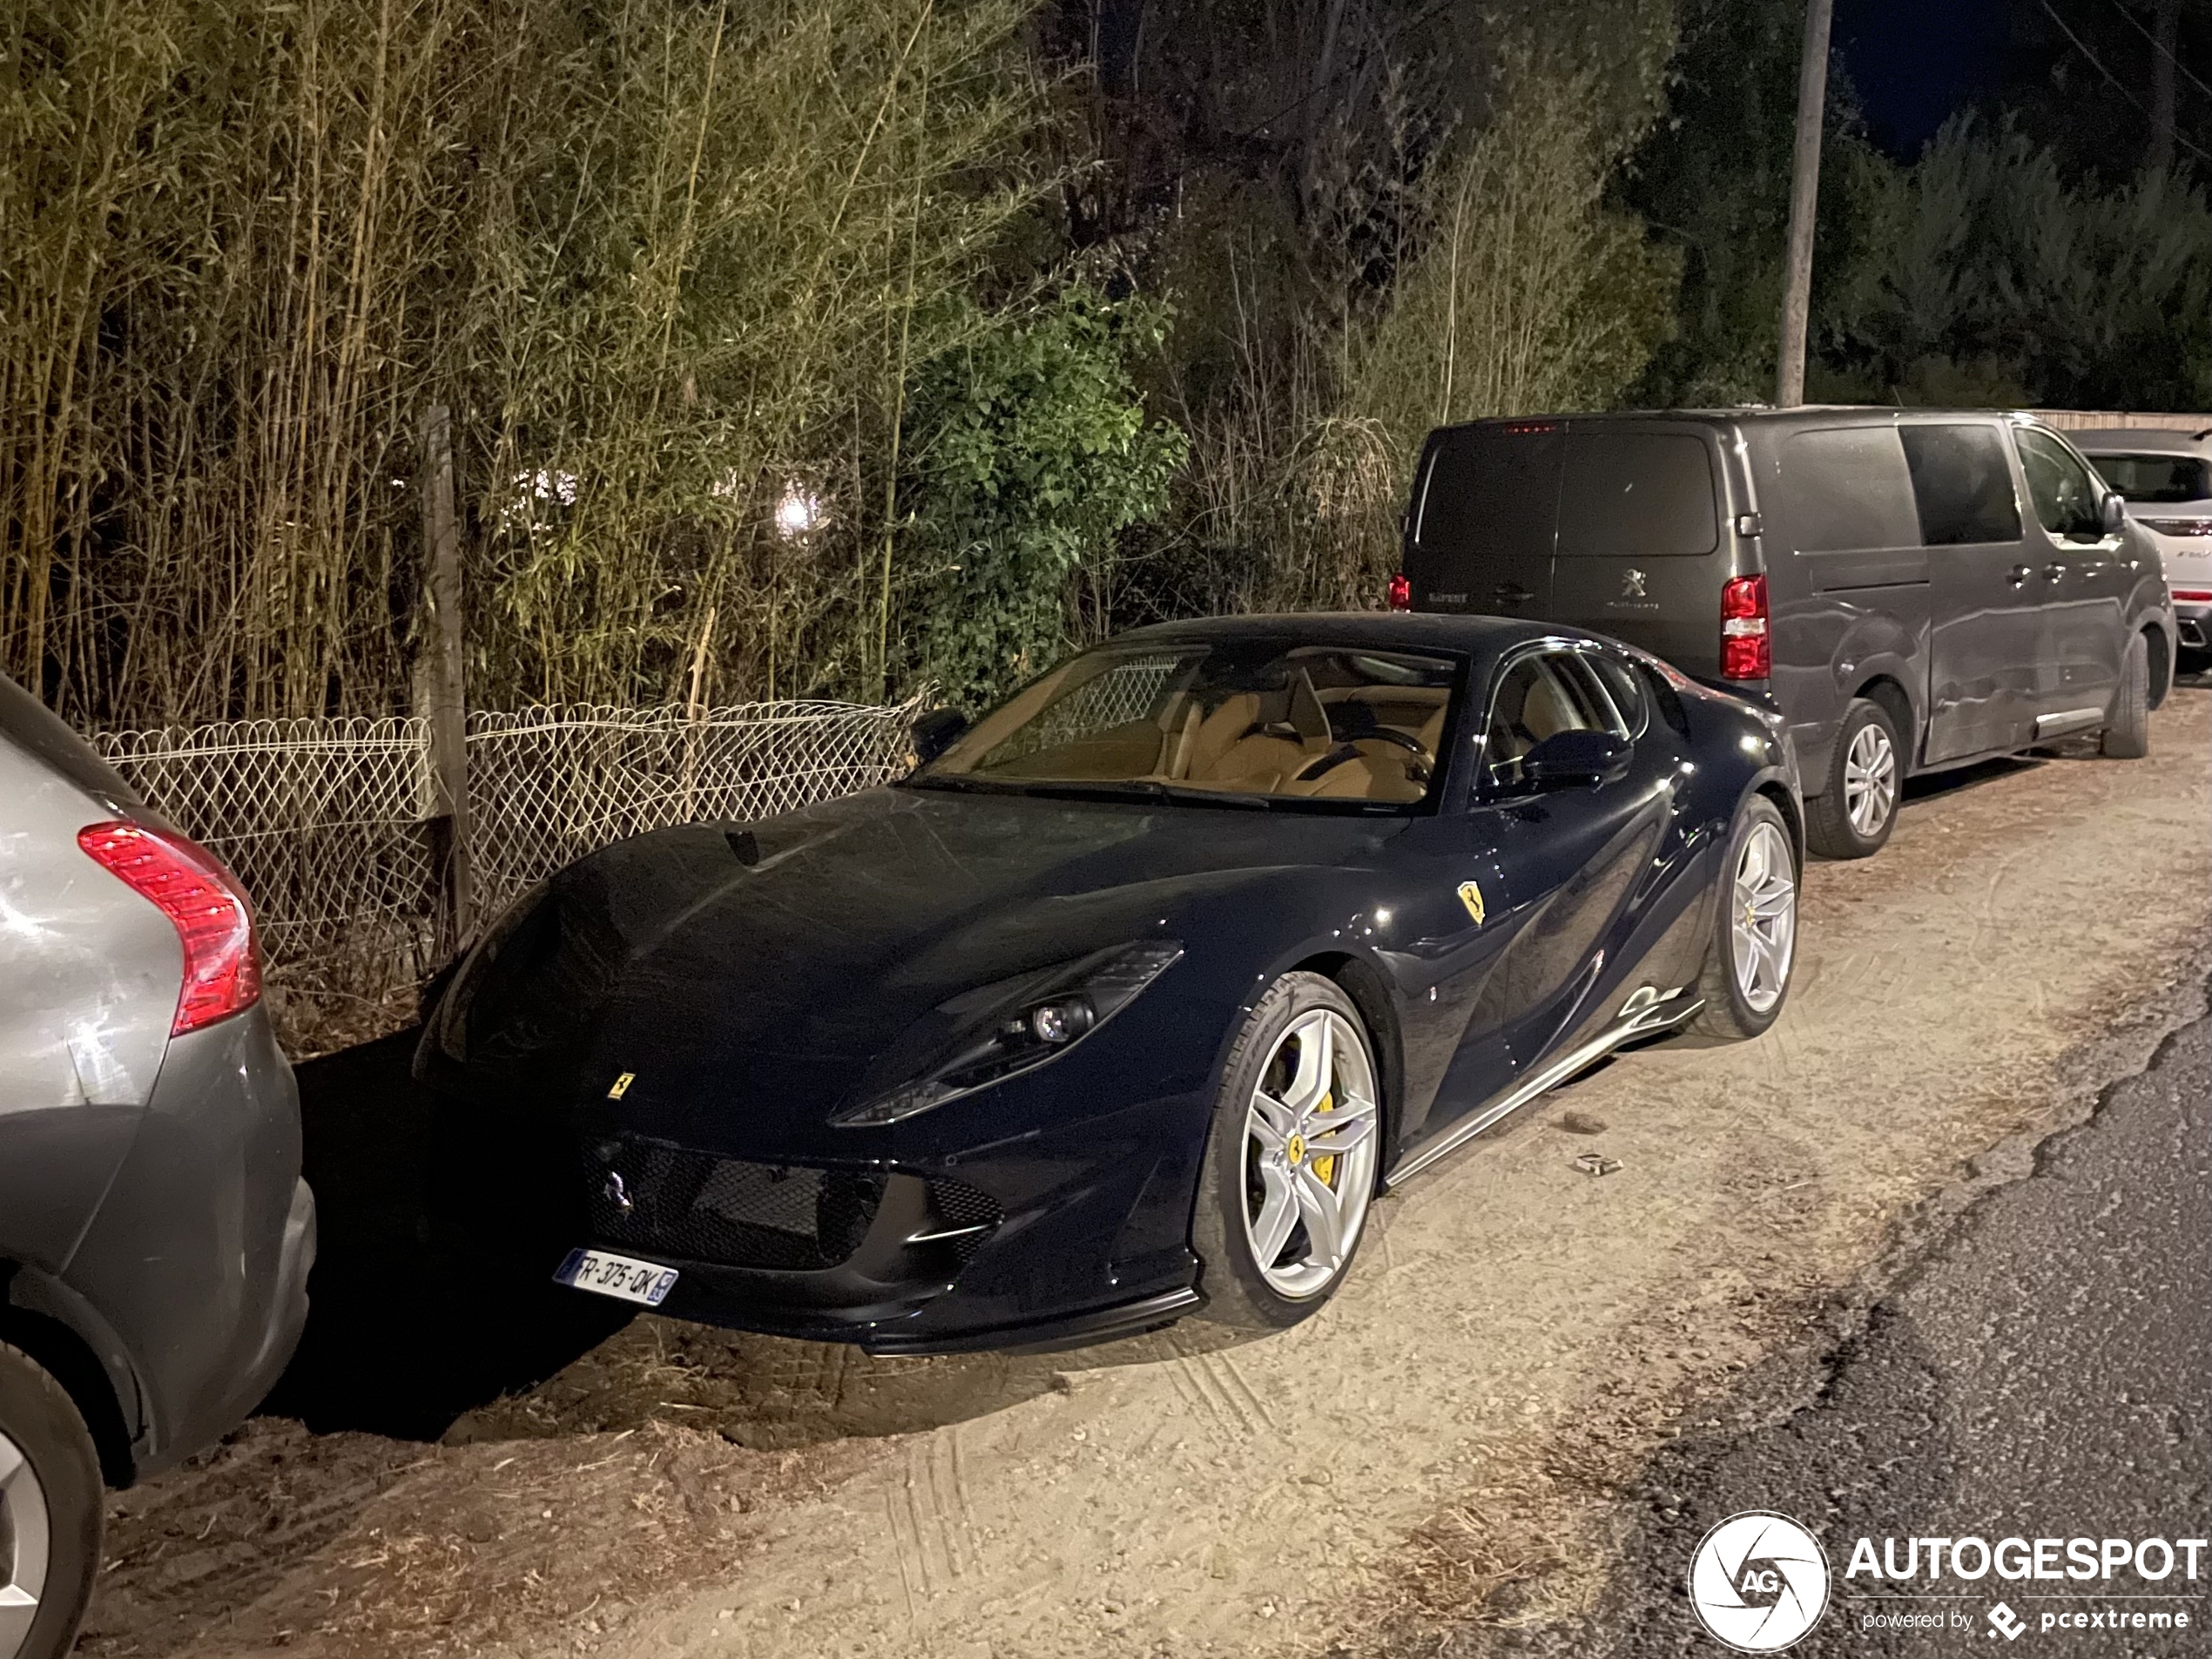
604,1171,634,1214
1622,568,1648,598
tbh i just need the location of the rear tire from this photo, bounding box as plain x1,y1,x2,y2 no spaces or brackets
1690,796,1799,1042
0,1342,103,1659
1191,974,1382,1332
2100,634,2150,759
1805,698,1900,860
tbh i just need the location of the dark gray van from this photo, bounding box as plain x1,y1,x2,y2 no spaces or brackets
1397,409,2179,858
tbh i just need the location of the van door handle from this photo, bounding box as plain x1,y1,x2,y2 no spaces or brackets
2009,564,2033,586
1493,583,1534,603
2044,562,2067,582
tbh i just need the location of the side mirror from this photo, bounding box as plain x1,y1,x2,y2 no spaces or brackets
911,706,969,765
2101,490,2127,534
1521,729,1632,789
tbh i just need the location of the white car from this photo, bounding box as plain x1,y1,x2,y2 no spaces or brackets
2074,427,2212,670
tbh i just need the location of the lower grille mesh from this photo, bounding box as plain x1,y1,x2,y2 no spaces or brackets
584,1138,998,1271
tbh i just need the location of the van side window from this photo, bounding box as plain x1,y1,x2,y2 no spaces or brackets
1781,428,1919,551
1898,425,2022,546
2014,428,2108,542
1483,651,1619,789
1555,434,1719,557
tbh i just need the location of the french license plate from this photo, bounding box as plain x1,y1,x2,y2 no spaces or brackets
554,1247,679,1307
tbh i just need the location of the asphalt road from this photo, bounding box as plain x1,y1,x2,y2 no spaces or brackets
1551,984,2212,1659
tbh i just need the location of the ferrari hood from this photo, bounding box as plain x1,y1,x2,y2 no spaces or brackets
444,785,1399,1128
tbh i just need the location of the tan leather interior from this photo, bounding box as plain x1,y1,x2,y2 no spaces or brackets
964,658,1449,803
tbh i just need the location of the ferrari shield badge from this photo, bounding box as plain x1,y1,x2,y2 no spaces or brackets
607,1071,637,1101
1456,880,1486,927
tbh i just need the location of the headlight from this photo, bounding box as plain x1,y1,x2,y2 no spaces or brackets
831,941,1183,1128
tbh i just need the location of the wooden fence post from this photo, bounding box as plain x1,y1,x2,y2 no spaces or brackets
420,403,472,947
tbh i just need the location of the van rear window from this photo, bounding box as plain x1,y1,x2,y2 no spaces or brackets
1898,425,2022,546
1413,426,1562,563
1555,434,1718,557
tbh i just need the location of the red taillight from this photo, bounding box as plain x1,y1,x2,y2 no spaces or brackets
2173,588,2212,602
78,822,262,1035
1720,573,1770,680
1386,572,1413,610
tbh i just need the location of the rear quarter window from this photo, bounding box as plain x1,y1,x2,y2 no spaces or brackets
1898,425,2022,546
1555,432,1718,557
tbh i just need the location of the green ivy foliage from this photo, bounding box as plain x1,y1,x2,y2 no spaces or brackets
902,287,1189,711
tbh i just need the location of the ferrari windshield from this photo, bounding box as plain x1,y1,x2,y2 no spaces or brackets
914,641,1460,809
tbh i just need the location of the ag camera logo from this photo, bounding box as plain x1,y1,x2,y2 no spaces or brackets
1689,1511,1831,1651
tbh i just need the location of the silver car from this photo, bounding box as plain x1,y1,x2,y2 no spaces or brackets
2074,427,2212,668
0,673,314,1659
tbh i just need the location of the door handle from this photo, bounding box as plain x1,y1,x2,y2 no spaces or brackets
2009,564,2032,587
1493,583,1534,603
2044,562,2067,582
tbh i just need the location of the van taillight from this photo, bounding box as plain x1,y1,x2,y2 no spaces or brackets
1720,574,1770,680
1386,573,1412,610
78,821,262,1035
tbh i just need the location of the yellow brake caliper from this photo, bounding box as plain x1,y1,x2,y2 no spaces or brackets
1312,1089,1337,1186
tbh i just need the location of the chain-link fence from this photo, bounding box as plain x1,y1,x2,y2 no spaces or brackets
466,698,927,922
94,694,927,1055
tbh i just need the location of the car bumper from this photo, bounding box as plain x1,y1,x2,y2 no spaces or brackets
539,1076,1213,1354
61,1006,314,1479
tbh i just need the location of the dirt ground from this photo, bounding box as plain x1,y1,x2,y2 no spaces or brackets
78,686,2212,1659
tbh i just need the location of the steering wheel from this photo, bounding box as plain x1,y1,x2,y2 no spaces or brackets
1295,729,1433,785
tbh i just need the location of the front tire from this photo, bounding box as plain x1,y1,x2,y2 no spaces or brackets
1191,974,1383,1331
1691,796,1800,1041
1805,698,1900,860
0,1343,103,1659
2100,633,2150,759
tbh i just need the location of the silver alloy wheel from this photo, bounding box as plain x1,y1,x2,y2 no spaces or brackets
0,1427,51,1659
1843,721,1897,838
1241,1008,1380,1298
1729,819,1797,1015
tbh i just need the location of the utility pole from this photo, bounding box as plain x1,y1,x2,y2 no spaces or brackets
1776,0,1835,408
420,403,471,947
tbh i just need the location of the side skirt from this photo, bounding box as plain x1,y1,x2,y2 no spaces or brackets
1381,986,1703,1190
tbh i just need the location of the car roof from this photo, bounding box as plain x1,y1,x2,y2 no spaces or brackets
1109,611,1564,656
2064,427,2212,457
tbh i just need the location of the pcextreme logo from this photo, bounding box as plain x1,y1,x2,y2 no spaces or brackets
1689,1512,1831,1652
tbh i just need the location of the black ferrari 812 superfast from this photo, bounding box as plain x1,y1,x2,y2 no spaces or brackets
418,615,1802,1352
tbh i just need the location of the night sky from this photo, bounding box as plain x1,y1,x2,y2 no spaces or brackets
1833,0,2015,156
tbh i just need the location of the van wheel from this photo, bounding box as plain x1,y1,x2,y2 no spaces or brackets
1805,698,1899,860
0,1343,103,1659
2100,635,2150,759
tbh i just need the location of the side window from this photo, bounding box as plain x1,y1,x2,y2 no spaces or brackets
1781,427,1921,551
1898,425,2023,546
1583,651,1649,740
1638,661,1692,736
1483,651,1615,788
2015,429,2107,541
